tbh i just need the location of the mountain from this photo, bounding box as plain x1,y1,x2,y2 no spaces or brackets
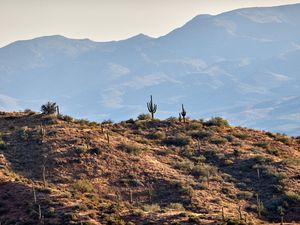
0,112,299,224
1,4,300,135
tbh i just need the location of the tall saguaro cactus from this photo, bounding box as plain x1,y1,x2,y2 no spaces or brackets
181,104,187,123
147,95,157,120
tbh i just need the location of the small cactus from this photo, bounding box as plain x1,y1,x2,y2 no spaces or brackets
147,95,157,120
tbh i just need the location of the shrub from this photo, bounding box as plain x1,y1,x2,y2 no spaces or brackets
88,147,101,155
167,203,185,210
146,131,166,140
41,102,57,115
237,191,253,200
142,204,161,212
275,134,292,146
162,134,191,147
267,148,280,156
0,140,6,150
74,145,88,155
119,143,144,155
224,134,234,142
254,142,269,149
174,160,194,172
72,180,93,193
191,164,217,177
205,117,229,127
24,109,36,115
137,113,151,120
209,137,227,145
233,132,249,140
189,131,212,140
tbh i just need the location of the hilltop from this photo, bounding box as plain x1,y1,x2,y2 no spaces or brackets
0,111,299,224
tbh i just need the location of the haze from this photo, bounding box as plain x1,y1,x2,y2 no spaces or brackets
1,0,300,47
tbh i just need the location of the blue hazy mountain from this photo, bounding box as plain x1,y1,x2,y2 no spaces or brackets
1,4,300,135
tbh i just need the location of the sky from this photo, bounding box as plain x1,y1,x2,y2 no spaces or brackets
1,0,300,47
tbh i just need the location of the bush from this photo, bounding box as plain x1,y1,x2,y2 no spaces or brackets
0,140,6,150
209,137,227,145
137,113,151,120
191,164,217,177
72,180,93,193
189,131,212,140
167,203,185,210
205,117,229,127
237,191,253,200
233,132,249,140
254,142,269,149
142,204,161,212
41,102,57,115
146,131,166,140
119,143,144,155
162,134,191,147
174,160,194,172
58,115,74,122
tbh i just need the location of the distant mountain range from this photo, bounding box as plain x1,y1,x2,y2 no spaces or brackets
1,4,300,135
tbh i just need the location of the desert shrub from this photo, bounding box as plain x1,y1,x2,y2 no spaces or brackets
224,159,234,165
119,143,145,155
205,117,229,127
41,102,57,115
224,134,234,142
284,191,300,203
17,127,29,141
174,160,194,172
237,191,253,200
88,147,101,155
0,140,6,150
275,134,292,145
146,131,165,140
233,132,249,140
191,164,217,177
167,203,185,210
72,180,93,193
209,137,227,145
180,147,194,158
189,130,212,140
102,119,113,125
187,121,203,130
254,141,269,149
74,145,88,155
267,148,280,156
170,180,193,197
137,113,151,120
162,134,191,147
24,109,36,115
166,117,178,123
119,177,142,187
142,204,161,212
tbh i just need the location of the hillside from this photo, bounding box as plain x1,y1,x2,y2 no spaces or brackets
0,111,299,224
1,4,300,135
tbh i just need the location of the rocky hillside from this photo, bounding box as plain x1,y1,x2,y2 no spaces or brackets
0,111,299,224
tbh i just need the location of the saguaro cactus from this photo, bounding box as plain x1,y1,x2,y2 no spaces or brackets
180,104,187,123
147,95,157,120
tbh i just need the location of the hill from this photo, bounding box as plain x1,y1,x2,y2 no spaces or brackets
1,4,300,135
0,111,299,224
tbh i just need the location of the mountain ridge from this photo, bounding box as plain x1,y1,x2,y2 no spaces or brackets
1,3,300,135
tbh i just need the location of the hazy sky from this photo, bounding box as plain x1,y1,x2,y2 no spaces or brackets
1,0,300,47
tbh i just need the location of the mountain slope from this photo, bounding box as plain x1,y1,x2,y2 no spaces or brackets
0,111,299,224
1,4,300,135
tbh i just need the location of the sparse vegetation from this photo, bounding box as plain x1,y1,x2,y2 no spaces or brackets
0,111,299,224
